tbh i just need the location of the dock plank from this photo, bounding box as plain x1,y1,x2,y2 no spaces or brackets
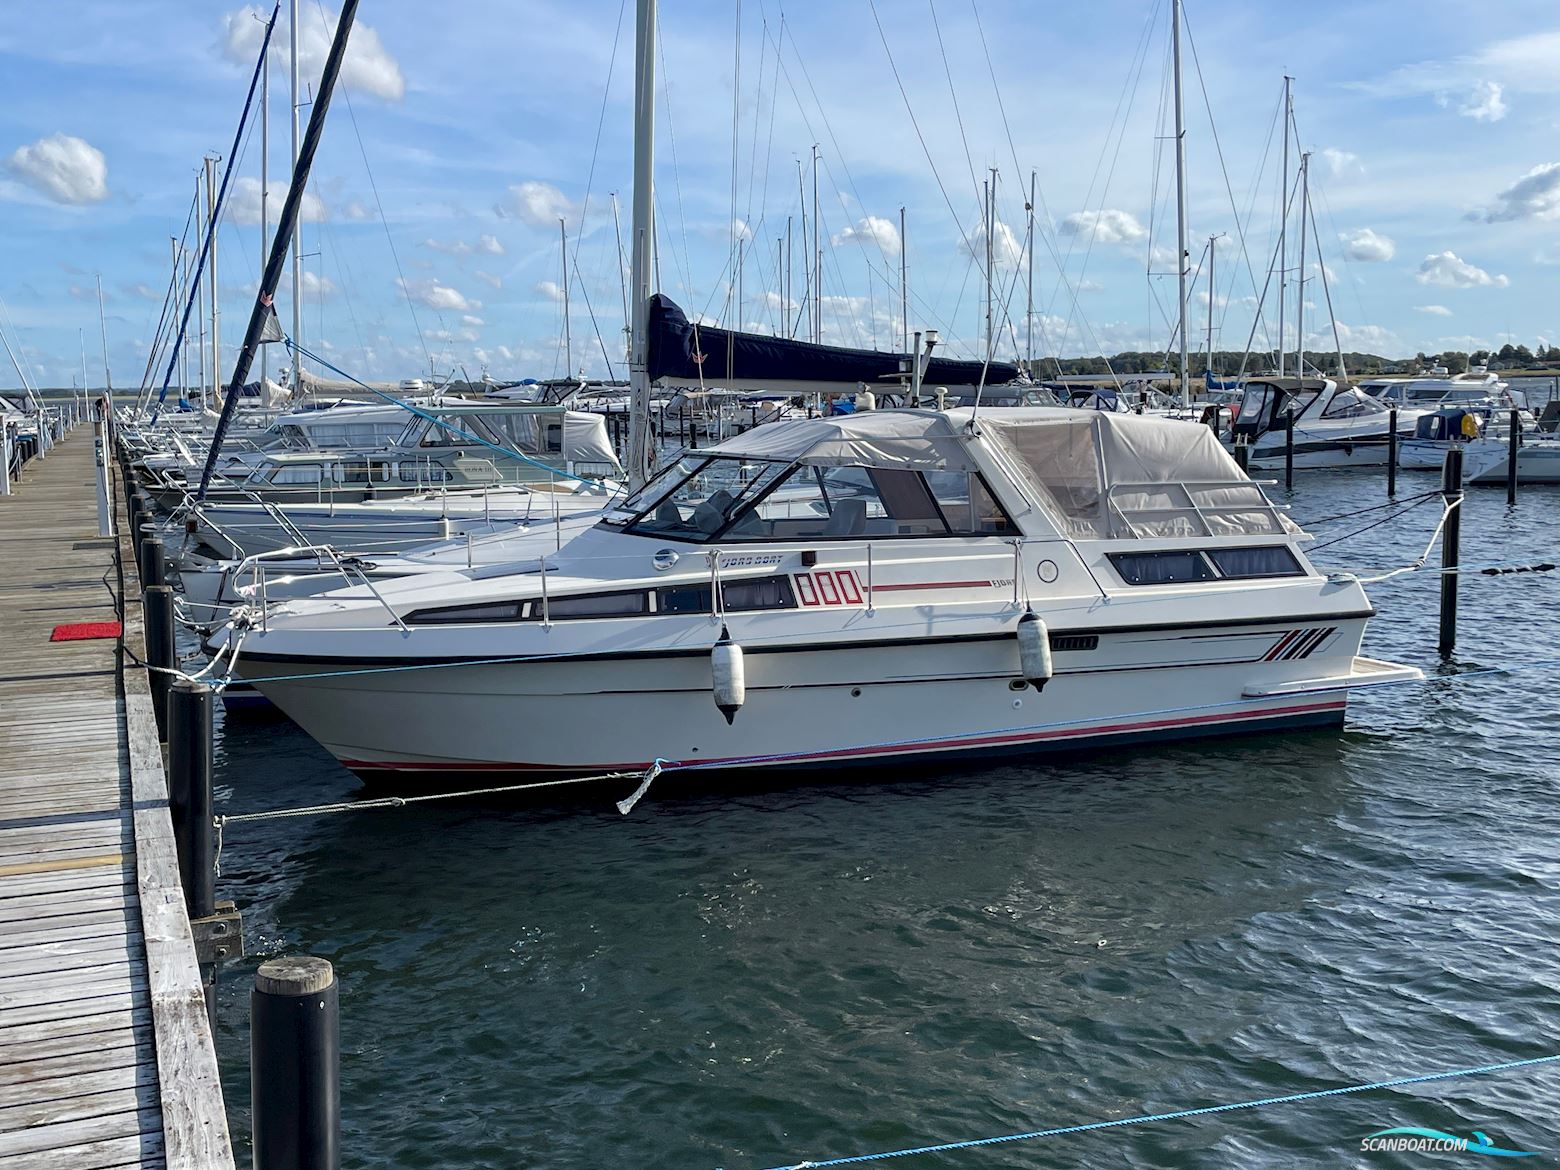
0,430,231,1170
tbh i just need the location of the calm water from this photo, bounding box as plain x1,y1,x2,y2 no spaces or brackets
208,470,1560,1169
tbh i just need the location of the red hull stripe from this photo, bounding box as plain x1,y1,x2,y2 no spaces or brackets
340,698,1347,773
1263,631,1300,661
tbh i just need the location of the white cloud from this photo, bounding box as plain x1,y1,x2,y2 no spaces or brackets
477,234,505,256
301,270,336,298
960,220,1024,269
1320,148,1362,178
1415,304,1454,317
226,176,327,225
423,237,472,256
1058,208,1147,247
832,215,901,257
221,6,405,102
1338,227,1395,262
1459,79,1507,122
1332,322,1399,350
126,282,159,301
343,200,371,221
5,133,108,204
461,315,485,327
1469,162,1560,224
396,277,474,312
534,280,565,303
501,180,577,228
1415,251,1508,289
474,270,504,290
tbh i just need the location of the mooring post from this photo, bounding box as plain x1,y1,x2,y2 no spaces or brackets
143,585,176,739
253,956,341,1170
1387,407,1398,498
141,535,166,591
1506,407,1520,505
1438,446,1463,657
1284,411,1295,492
168,679,224,1031
0,424,10,496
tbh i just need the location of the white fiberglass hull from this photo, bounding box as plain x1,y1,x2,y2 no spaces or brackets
1463,439,1560,484
192,487,612,559
233,612,1399,779
1248,426,1397,469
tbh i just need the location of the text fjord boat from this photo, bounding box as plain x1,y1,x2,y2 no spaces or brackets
214,408,1419,779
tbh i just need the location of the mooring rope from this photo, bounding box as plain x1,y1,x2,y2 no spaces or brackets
741,1052,1560,1170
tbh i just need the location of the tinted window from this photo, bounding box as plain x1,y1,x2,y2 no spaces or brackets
1108,551,1215,586
923,470,1011,534
542,591,648,618
407,600,524,624
659,574,795,614
1206,546,1304,579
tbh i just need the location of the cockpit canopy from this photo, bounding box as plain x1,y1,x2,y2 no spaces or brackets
609,408,1291,544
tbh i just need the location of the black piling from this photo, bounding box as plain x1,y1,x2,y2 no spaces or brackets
1507,407,1520,505
168,679,221,1031
140,535,166,591
143,585,176,739
252,956,341,1170
1233,437,1250,473
1387,408,1398,498
1438,447,1463,657
1284,411,1295,492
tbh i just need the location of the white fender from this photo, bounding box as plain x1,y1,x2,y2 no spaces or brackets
712,625,746,724
1017,608,1052,692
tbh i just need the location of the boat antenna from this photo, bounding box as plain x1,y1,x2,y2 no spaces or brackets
197,0,357,498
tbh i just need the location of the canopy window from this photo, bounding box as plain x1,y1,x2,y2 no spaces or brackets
980,412,1294,540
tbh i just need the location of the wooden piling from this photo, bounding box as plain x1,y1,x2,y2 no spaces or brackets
252,956,341,1170
1506,408,1520,505
1387,408,1398,498
1439,447,1463,656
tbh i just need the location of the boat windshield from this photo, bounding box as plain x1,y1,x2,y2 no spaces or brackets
617,454,1011,542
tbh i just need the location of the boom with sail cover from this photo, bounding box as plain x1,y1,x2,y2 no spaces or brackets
645,295,1019,392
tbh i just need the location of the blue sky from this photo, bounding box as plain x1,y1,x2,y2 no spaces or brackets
2,0,1558,389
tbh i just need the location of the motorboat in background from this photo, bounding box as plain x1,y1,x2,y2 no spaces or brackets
1231,377,1423,469
212,407,1419,779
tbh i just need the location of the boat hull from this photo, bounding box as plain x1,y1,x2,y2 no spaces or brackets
234,620,1378,780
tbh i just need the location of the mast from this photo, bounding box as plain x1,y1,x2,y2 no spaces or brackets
811,144,821,343
796,163,806,340
206,156,222,407
1295,151,1309,377
260,31,270,391
1171,0,1189,404
289,0,303,389
624,0,657,489
900,205,908,353
784,214,793,338
1025,171,1035,371
1276,75,1291,378
195,173,206,405
983,171,995,360
559,216,572,377
95,274,112,395
79,329,87,394
1206,233,1216,376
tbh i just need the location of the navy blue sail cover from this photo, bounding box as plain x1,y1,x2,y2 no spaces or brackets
645,294,1018,387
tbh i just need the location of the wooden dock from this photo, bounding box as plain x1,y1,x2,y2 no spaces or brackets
0,426,233,1169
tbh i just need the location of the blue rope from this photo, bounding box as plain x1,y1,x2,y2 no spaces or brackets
745,1053,1560,1170
283,338,612,486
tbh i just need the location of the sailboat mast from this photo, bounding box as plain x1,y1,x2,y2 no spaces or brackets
1206,234,1216,376
196,174,207,404
206,156,222,408
625,0,658,490
560,217,572,377
1026,170,1035,371
260,35,270,390
1276,75,1291,378
784,214,793,338
1171,0,1189,404
289,0,303,389
900,205,908,354
983,173,994,359
95,275,112,394
1295,151,1309,377
811,144,820,344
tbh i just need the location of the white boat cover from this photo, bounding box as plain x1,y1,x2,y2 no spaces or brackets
707,407,1286,539
562,411,621,470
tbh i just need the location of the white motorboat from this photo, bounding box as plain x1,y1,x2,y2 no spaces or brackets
212,408,1419,780
176,511,602,628
1232,377,1424,469
181,479,616,559
1397,406,1540,471
1461,434,1560,484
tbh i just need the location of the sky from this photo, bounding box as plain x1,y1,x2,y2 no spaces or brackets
1,0,1558,389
